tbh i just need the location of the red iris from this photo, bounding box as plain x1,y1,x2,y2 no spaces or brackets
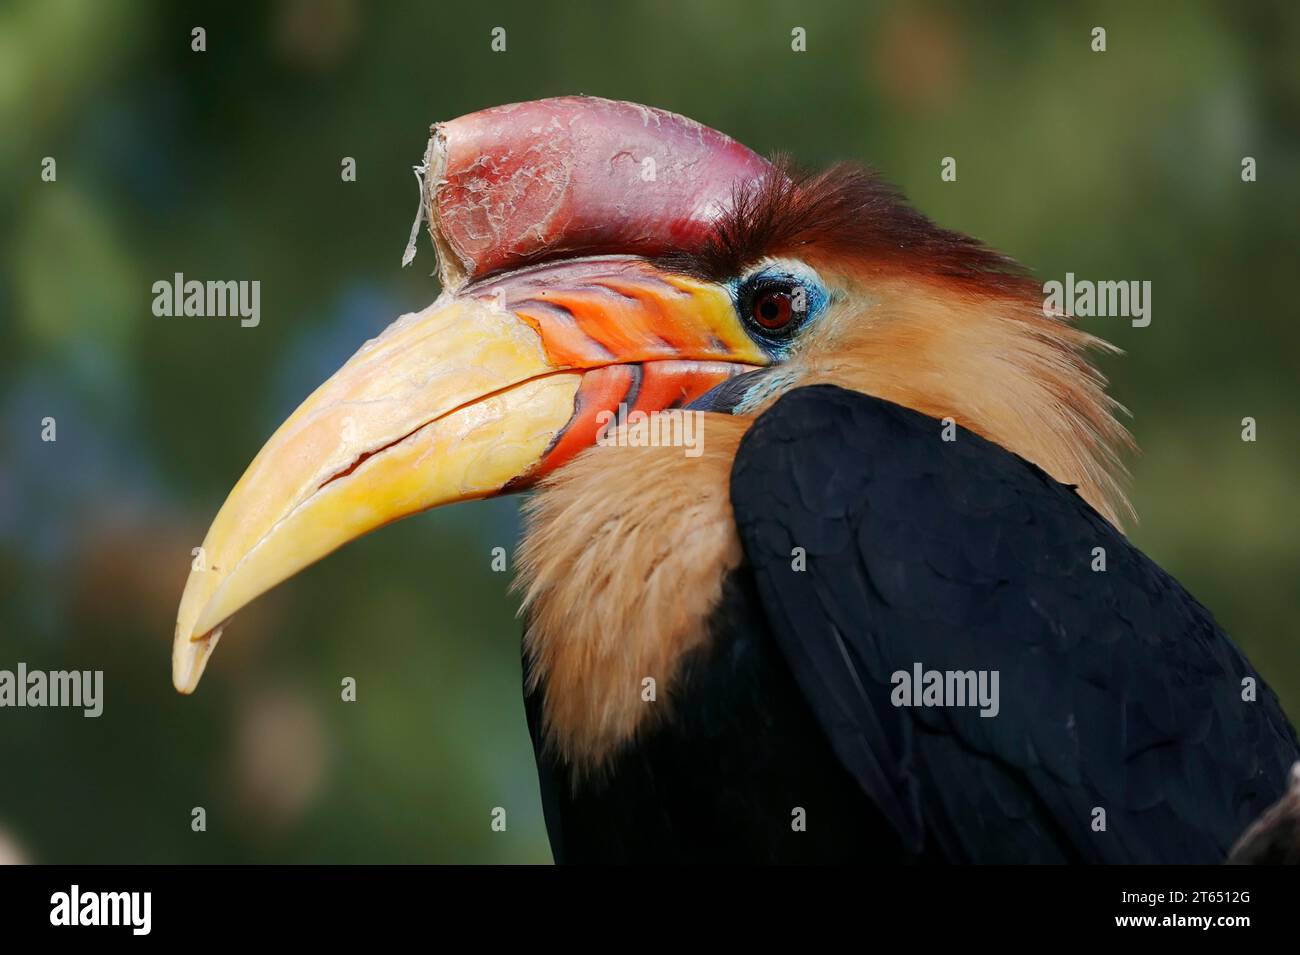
752,289,794,330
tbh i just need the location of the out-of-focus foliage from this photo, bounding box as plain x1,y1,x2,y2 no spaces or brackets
0,0,1296,862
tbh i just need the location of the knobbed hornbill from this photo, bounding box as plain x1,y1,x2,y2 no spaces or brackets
173,96,1299,863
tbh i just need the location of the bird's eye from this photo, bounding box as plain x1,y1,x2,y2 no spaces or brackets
752,288,795,330
738,276,812,342
734,265,827,349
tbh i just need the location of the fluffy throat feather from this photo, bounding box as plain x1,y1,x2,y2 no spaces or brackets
515,413,751,779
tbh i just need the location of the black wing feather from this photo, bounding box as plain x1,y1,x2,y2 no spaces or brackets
731,384,1298,863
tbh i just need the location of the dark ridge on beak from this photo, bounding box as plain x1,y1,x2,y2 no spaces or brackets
686,368,774,414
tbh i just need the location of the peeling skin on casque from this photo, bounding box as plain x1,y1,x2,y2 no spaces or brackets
418,96,778,289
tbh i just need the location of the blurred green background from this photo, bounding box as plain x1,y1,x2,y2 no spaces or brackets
0,0,1296,863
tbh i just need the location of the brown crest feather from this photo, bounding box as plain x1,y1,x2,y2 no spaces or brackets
658,158,1038,300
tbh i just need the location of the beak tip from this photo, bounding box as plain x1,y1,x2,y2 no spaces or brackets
171,625,222,695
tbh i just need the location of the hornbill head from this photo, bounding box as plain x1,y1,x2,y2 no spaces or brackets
173,97,1130,764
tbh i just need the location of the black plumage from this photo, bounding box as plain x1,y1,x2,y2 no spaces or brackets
526,385,1299,863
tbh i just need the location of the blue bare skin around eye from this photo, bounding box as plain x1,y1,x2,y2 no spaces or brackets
727,267,832,361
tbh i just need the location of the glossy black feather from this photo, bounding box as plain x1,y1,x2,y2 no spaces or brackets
729,385,1299,863
525,567,898,863
524,384,1297,863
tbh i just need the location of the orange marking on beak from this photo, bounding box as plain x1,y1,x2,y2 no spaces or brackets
529,360,749,481
533,365,637,478
471,258,763,371
631,360,739,413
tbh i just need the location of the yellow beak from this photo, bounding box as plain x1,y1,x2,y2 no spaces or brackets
172,258,766,693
